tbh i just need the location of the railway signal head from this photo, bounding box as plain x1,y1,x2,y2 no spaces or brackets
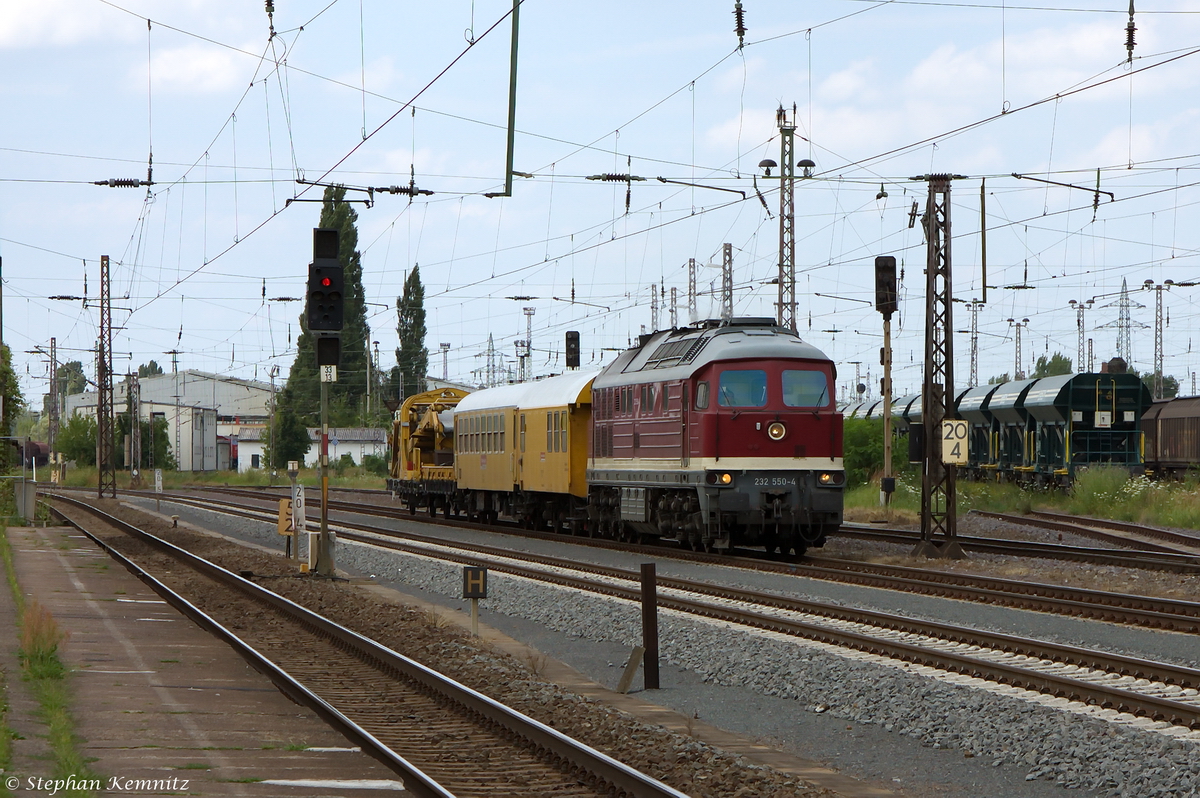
874,255,897,319
307,228,343,331
565,331,580,369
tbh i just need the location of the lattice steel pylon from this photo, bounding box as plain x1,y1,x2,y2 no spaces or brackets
129,373,141,486
776,106,797,332
1009,318,1030,379
1069,299,1092,373
1097,277,1146,365
915,174,965,559
687,258,698,323
966,301,981,387
48,337,59,458
721,244,734,322
1145,281,1173,399
670,287,678,329
97,255,116,498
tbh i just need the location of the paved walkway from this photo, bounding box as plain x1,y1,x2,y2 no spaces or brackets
4,525,404,797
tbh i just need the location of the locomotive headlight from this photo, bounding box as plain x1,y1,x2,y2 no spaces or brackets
720,472,733,485
818,471,845,486
706,471,734,486
766,421,787,441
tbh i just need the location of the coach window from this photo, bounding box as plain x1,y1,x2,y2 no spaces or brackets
783,370,830,408
520,414,526,452
500,414,505,451
560,411,568,451
695,381,709,409
718,369,768,407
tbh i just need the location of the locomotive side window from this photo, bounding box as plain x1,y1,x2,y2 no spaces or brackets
695,381,709,409
547,412,553,451
500,414,505,451
782,370,830,408
520,414,526,452
718,370,768,407
559,411,567,451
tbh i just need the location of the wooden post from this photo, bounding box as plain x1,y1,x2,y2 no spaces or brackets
640,563,659,689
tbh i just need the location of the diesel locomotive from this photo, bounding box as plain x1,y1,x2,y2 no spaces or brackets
387,317,845,555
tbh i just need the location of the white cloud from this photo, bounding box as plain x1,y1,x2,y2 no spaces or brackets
0,0,121,48
141,42,253,94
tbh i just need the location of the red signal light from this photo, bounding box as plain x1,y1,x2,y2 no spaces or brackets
321,277,332,287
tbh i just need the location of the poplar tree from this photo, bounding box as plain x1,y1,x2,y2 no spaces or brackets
0,344,26,471
393,265,428,401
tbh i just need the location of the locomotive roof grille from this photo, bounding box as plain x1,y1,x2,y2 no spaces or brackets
643,336,712,369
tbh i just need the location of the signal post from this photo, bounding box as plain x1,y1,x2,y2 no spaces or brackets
307,228,343,578
874,256,897,508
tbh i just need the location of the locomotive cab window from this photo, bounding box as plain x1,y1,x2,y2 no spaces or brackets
783,370,830,408
695,381,709,409
718,369,768,407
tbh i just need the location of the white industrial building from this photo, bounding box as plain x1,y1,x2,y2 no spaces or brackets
235,427,387,472
64,370,274,472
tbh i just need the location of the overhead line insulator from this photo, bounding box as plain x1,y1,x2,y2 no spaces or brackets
585,173,646,182
95,178,153,188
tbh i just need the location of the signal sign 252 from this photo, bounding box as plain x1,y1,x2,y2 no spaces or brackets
941,420,968,465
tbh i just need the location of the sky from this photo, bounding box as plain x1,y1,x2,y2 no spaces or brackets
3,0,1200,411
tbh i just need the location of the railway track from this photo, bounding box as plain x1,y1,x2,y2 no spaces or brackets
86,485,1200,634
163,484,1200,573
53,491,1200,735
838,523,1200,574
971,509,1200,555
48,495,689,798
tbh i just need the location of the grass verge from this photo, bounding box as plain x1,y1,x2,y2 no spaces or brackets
0,526,98,797
845,465,1200,531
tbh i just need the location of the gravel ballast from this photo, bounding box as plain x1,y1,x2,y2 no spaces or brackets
123,496,1200,797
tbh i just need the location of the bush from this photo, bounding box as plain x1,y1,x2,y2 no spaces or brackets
842,417,908,489
361,453,389,477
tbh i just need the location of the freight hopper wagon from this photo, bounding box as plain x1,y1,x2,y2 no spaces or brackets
589,317,844,555
1018,373,1151,485
892,373,1151,486
387,387,469,515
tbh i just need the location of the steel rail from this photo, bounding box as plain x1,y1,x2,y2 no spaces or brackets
50,495,690,798
971,509,1200,555
82,488,1200,633
838,523,1200,574
316,525,1200,729
54,490,1200,730
1029,510,1200,550
49,501,455,798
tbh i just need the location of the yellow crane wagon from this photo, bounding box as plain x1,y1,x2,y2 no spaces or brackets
387,387,469,516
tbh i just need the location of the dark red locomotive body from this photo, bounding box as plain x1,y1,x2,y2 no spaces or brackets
588,317,844,554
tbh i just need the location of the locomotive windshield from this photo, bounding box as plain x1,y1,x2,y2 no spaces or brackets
717,369,768,407
783,369,830,408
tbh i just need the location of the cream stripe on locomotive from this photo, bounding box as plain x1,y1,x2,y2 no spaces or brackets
588,456,844,473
